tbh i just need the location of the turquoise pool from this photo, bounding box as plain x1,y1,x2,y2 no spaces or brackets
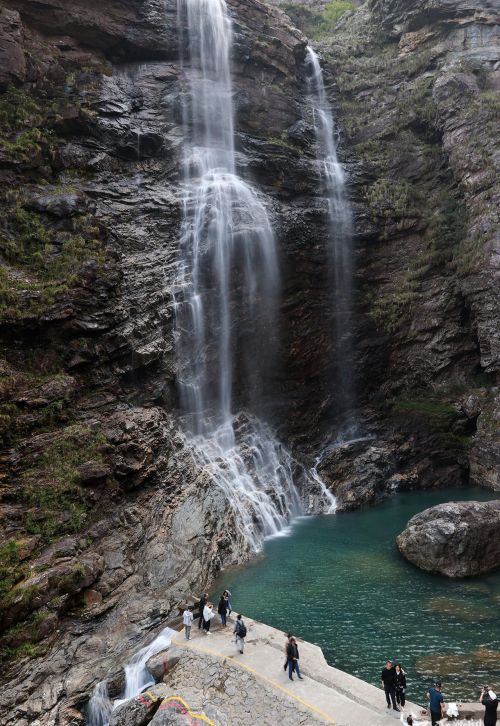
213,488,500,702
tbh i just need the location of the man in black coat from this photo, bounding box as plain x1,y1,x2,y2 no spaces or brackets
198,592,208,629
286,637,304,681
381,660,398,711
480,686,498,726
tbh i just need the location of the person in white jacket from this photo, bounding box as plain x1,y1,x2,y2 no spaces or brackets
183,606,194,640
202,602,215,634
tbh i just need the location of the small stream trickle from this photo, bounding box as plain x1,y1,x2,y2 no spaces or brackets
305,46,356,423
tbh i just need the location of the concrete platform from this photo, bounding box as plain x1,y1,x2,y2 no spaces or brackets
172,613,427,726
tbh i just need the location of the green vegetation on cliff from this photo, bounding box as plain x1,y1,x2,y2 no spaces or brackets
282,0,354,39
0,85,109,323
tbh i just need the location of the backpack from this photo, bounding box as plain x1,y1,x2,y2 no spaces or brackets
237,621,247,638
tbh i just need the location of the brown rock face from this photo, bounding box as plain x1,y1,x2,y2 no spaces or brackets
396,500,500,577
0,8,26,87
0,2,318,722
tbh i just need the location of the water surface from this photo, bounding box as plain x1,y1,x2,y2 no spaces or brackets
214,488,500,702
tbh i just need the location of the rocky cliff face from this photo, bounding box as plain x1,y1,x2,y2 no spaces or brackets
0,0,498,721
0,0,326,721
303,0,500,506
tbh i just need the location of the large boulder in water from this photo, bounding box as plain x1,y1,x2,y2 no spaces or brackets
396,500,500,577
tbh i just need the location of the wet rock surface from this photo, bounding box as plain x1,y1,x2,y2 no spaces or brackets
396,500,500,577
0,0,498,721
110,683,169,726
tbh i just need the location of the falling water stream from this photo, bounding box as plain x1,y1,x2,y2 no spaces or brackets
305,47,356,422
174,0,335,550
87,628,176,725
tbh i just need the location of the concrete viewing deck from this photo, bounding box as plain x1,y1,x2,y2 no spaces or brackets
170,613,426,726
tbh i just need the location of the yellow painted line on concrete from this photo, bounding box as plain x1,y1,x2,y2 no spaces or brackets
161,695,217,726
172,635,336,724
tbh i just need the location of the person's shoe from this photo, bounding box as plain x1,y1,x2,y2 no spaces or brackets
239,650,243,654
298,676,304,680
289,677,294,681
393,706,399,711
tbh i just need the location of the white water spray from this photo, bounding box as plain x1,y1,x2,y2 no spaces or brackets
174,0,334,550
116,627,175,706
87,628,176,726
305,46,356,420
86,681,112,726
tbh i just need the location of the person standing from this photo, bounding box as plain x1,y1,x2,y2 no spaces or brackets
284,633,293,671
224,589,232,615
395,663,407,709
183,606,194,640
198,592,208,629
218,594,228,627
286,637,304,681
233,613,246,654
202,602,214,635
381,660,398,711
480,686,498,726
427,681,445,726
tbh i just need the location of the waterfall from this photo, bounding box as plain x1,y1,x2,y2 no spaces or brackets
174,0,333,550
305,46,356,422
115,627,175,706
86,628,176,726
86,681,112,726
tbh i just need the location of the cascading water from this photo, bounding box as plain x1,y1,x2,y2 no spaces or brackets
86,628,176,726
115,627,175,706
305,47,356,422
86,681,112,726
174,0,333,550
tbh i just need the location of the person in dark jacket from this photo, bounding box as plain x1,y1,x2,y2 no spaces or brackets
381,660,398,711
217,594,228,627
198,592,208,629
284,633,293,671
427,681,445,726
480,686,498,726
394,663,407,708
286,637,304,681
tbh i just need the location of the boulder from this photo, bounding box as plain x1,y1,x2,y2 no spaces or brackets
26,190,91,217
110,683,168,726
150,705,193,726
77,461,112,484
145,647,182,682
396,501,500,577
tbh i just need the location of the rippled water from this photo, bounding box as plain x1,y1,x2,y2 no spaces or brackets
213,488,500,702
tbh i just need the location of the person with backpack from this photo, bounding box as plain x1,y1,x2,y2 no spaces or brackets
286,637,303,681
233,613,246,653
